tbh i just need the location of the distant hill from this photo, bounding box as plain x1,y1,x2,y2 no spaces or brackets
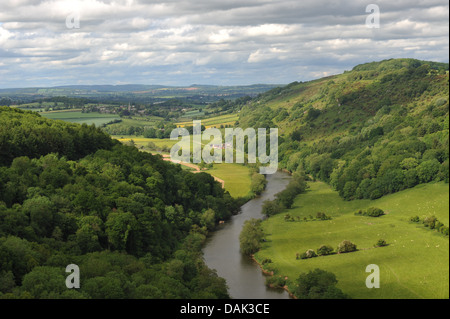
238,58,449,200
0,84,281,103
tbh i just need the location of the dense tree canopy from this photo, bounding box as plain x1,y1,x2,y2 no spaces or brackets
239,59,449,201
0,106,238,299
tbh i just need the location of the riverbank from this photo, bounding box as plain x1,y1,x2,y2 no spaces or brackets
202,171,292,299
250,255,297,299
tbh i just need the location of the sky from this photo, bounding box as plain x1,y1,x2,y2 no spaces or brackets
0,0,448,88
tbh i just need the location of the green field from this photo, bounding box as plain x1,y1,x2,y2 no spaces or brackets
255,181,449,299
112,136,253,198
115,116,164,127
176,113,239,129
41,111,120,126
113,135,206,154
207,163,253,198
113,136,179,152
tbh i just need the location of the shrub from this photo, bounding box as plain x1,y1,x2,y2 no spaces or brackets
423,216,437,229
294,268,349,299
284,214,295,222
413,216,448,236
337,240,357,253
374,239,387,247
305,249,317,258
316,212,332,220
410,216,420,223
317,245,334,256
265,276,286,289
262,200,283,217
355,207,385,217
299,252,308,260
366,207,385,217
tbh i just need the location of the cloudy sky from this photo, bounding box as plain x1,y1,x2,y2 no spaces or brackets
0,0,448,88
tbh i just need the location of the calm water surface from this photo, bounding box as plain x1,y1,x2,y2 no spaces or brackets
203,171,292,299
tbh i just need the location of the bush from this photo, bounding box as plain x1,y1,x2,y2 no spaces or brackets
366,207,385,217
317,245,334,256
265,276,286,289
410,216,420,223
423,216,437,229
284,214,295,222
355,207,384,217
294,268,349,299
435,221,444,230
374,239,387,247
414,216,448,236
298,249,318,259
337,240,357,253
305,249,317,258
262,200,283,217
316,212,332,220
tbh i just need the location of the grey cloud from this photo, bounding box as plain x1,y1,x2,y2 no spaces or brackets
0,0,448,88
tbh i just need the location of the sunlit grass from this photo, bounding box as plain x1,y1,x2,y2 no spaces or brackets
255,181,449,299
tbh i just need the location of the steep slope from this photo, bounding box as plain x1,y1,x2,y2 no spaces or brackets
239,58,449,200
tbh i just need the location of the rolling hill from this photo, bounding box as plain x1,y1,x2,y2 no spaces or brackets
238,58,449,299
239,58,449,200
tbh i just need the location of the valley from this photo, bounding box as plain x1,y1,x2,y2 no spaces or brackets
0,58,448,300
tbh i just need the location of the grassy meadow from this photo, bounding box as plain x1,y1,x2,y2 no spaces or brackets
112,136,253,198
40,110,120,126
115,116,164,128
176,113,239,129
255,181,449,299
206,163,253,198
113,136,179,152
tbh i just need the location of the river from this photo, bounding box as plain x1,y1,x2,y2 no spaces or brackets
202,171,292,299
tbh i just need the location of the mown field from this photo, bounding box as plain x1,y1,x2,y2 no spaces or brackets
255,181,449,299
176,113,239,129
206,163,253,199
40,110,120,126
113,136,179,152
113,116,164,128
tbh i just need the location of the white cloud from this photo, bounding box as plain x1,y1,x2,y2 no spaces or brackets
0,0,448,87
